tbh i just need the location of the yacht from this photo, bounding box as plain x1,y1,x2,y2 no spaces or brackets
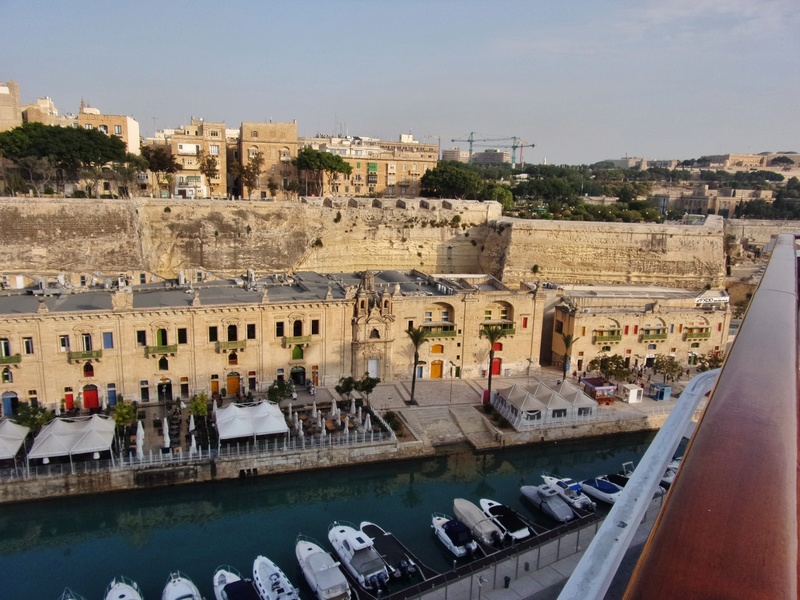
520,484,574,523
295,535,351,600
162,571,203,600
252,555,300,600
479,498,532,541
213,565,260,600
105,576,143,600
431,513,479,558
541,474,596,512
359,521,419,580
580,476,624,505
327,521,389,591
453,498,504,547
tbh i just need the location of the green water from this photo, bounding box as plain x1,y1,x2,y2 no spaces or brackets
0,432,654,600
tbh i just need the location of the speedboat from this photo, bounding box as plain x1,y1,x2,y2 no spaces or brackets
105,576,143,600
541,474,596,512
58,589,87,600
453,498,504,546
606,462,666,497
162,571,203,600
328,521,389,591
479,498,532,541
581,476,624,504
360,521,418,580
253,555,300,600
295,535,351,600
213,565,260,600
520,484,574,523
431,513,479,558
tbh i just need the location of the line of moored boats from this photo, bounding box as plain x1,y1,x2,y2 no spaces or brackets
57,459,681,600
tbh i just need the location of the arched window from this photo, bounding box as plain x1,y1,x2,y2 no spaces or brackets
1,367,11,383
293,320,303,336
227,324,238,341
83,362,94,378
369,329,380,339
431,344,444,354
228,351,238,366
292,346,304,360
158,356,169,370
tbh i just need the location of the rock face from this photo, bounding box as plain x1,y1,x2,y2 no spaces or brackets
0,197,727,287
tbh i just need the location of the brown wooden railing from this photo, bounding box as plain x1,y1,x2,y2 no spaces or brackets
624,233,799,599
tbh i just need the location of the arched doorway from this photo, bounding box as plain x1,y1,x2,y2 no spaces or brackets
491,357,502,376
291,366,306,386
430,360,443,379
226,372,240,397
82,384,99,409
158,378,173,402
1,391,19,417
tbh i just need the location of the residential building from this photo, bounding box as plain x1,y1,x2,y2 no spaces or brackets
441,147,469,163
649,185,775,217
167,118,227,198
0,80,22,132
77,103,141,155
239,121,299,199
22,97,72,127
471,149,510,165
550,285,731,374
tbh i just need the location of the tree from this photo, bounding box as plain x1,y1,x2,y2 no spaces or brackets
197,149,219,197
559,333,580,381
696,350,725,373
267,176,279,198
141,145,180,196
190,391,210,446
354,373,381,408
293,147,352,196
481,182,514,210
13,402,54,435
420,161,485,199
242,150,265,199
111,153,148,198
587,353,629,382
770,155,794,166
405,327,430,404
267,378,294,403
112,400,136,453
479,324,509,404
652,354,684,383
335,376,356,399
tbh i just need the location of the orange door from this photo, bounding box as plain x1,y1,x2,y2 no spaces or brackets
430,360,443,379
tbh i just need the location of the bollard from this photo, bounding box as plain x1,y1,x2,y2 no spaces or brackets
504,576,511,589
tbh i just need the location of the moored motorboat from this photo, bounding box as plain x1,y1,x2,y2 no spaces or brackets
520,484,574,523
606,462,666,497
580,476,624,504
295,535,351,600
359,521,419,580
431,513,479,558
453,498,504,547
162,571,203,600
105,575,143,600
479,498,532,541
661,457,682,488
541,474,596,512
253,554,300,600
328,521,389,591
213,565,260,600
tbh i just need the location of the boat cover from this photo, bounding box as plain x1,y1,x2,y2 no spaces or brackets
216,401,289,441
0,419,29,460
443,519,474,546
222,579,261,600
584,478,619,494
28,414,114,459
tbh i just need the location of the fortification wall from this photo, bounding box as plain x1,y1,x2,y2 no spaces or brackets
493,217,726,287
725,219,800,246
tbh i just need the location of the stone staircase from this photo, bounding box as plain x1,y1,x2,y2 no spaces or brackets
399,406,466,446
450,406,498,450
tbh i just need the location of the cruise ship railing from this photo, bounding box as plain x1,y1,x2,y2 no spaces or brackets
624,232,799,600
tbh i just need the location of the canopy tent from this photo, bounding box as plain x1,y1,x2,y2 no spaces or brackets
494,380,598,430
558,381,598,410
216,401,289,442
28,414,115,460
0,419,30,460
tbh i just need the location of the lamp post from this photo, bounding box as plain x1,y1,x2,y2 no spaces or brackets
449,361,456,403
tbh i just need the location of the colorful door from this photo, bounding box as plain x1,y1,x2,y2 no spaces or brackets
430,360,443,379
211,379,219,395
226,373,240,396
83,385,99,409
491,357,502,376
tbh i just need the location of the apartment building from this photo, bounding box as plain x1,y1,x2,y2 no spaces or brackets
77,104,140,155
0,80,22,132
239,121,299,199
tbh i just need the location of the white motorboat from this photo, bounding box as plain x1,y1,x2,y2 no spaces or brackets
541,474,596,512
213,565,260,600
661,457,682,488
295,535,351,600
253,555,300,600
580,476,624,504
360,521,419,580
453,498,504,546
58,589,87,600
162,571,203,600
105,575,143,600
520,484,574,523
479,498,532,541
606,463,666,498
327,521,389,591
431,513,479,558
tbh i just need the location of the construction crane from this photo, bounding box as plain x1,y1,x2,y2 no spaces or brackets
450,133,535,168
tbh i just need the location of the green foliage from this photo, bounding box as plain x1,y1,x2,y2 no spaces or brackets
559,333,580,380
383,411,403,435
335,376,356,398
141,145,180,195
112,401,136,428
197,149,218,196
481,182,514,210
354,373,381,406
652,354,684,383
480,324,510,402
587,353,629,382
267,379,294,403
770,155,794,166
696,351,726,373
420,161,485,199
190,391,209,417
293,147,353,196
241,150,265,199
13,402,54,434
406,327,430,403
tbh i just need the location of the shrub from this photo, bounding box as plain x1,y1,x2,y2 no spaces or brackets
72,190,87,198
383,411,403,434
333,211,342,223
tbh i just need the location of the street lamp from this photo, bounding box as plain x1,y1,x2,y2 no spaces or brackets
449,361,456,403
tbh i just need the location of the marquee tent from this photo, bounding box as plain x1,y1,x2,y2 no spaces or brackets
493,380,598,430
28,414,115,461
216,401,288,443
0,419,30,460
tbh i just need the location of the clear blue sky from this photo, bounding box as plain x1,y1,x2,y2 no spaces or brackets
2,0,798,165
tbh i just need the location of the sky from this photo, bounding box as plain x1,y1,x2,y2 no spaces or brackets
2,0,799,165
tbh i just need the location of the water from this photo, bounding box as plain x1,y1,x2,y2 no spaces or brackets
0,432,655,600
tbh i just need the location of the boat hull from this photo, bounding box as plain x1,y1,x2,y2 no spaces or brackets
295,538,351,600
253,555,300,600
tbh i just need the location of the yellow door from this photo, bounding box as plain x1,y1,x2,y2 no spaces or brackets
431,360,443,379
227,373,240,396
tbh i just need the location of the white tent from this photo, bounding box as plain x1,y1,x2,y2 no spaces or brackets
28,415,115,460
216,401,289,442
560,381,599,413
0,419,30,460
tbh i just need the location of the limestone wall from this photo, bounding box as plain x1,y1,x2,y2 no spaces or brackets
725,219,800,247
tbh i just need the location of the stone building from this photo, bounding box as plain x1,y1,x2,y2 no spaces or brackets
471,149,511,165
239,121,299,199
21,97,72,127
77,104,141,155
0,269,544,415
650,185,775,217
550,285,731,374
0,80,22,132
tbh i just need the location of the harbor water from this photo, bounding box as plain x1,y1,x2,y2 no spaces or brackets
0,432,656,600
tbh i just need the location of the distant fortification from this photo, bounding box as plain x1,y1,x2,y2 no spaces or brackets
0,197,727,288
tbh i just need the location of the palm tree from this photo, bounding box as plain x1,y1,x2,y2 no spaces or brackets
480,324,509,404
406,327,430,405
560,332,580,381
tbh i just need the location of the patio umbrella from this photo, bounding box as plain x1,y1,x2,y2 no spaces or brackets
350,398,356,415
101,395,108,411
136,420,144,460
189,414,195,432
311,401,317,418
162,418,170,448
212,399,218,414
331,401,336,418
358,406,363,422
190,434,197,456
364,414,371,432
344,419,349,439
54,401,60,416
288,402,293,416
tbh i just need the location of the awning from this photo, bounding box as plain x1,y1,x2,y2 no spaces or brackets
0,419,30,460
28,414,115,459
216,401,289,441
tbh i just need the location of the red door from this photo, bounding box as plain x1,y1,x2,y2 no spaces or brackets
83,387,99,409
491,357,502,376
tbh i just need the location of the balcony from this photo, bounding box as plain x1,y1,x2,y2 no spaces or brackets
217,340,247,352
283,335,312,348
145,344,178,356
640,332,668,341
0,353,21,365
684,330,712,341
421,325,457,338
593,332,622,344
67,349,102,362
